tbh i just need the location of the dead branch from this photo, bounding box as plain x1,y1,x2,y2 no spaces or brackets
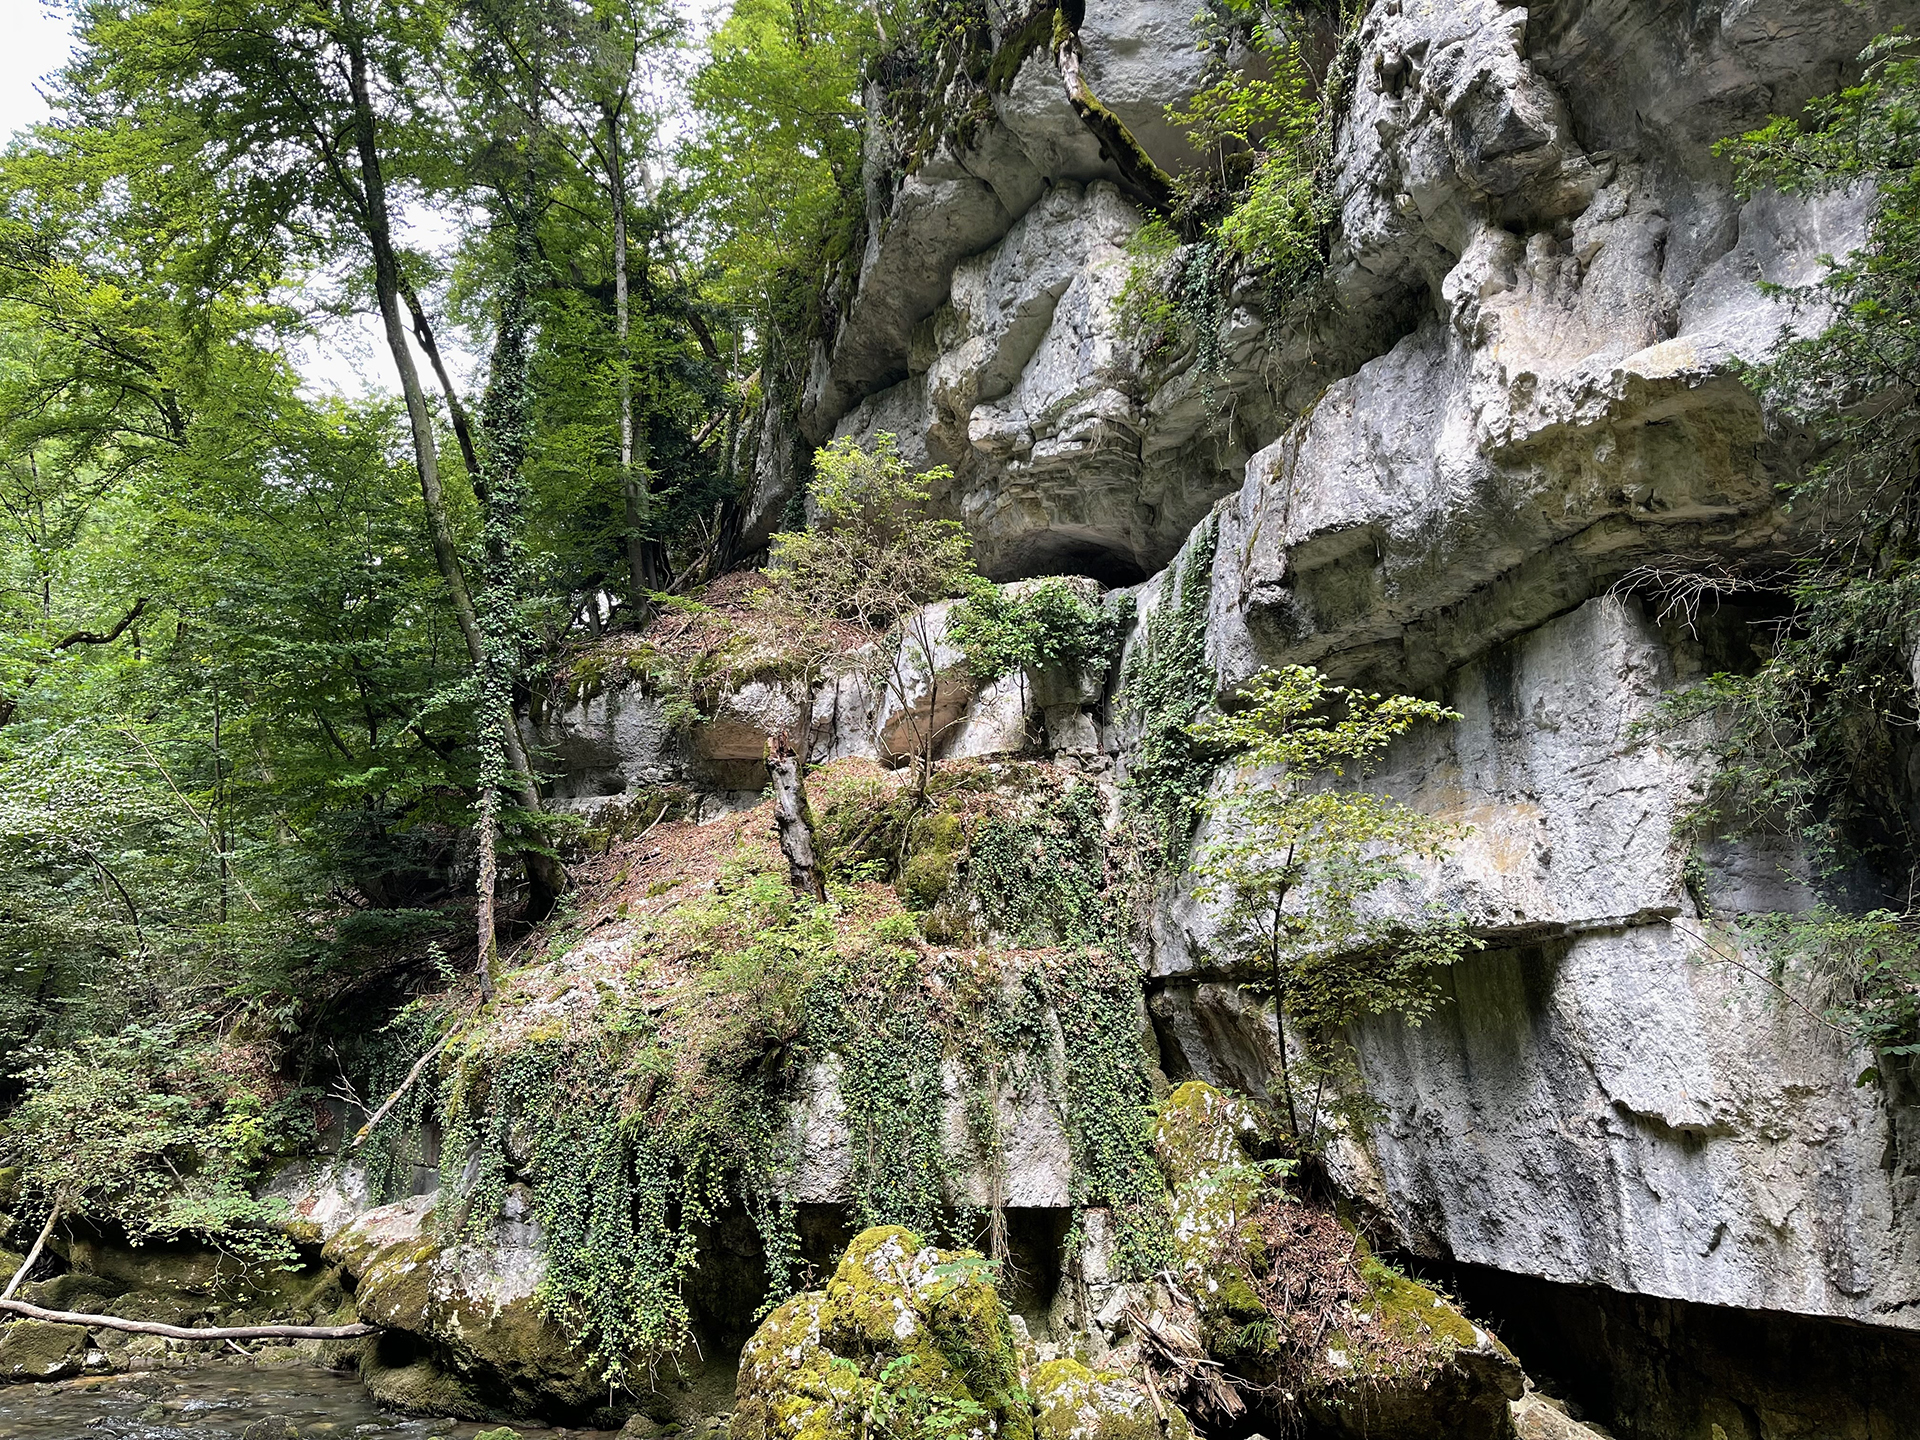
1607,561,1770,638
53,597,150,650
1,1193,65,1301
348,1026,458,1150
0,1298,375,1341
1124,1299,1245,1420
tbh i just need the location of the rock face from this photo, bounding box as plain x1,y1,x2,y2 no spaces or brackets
323,1189,610,1422
537,0,1920,1430
0,1320,87,1382
1153,596,1920,1333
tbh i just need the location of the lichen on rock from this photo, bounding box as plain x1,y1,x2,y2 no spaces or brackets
0,1319,88,1382
1029,1357,1185,1440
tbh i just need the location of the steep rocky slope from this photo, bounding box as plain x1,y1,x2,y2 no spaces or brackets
260,0,1920,1436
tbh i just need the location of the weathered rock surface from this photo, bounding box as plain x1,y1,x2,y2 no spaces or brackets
1351,925,1916,1328
0,1320,87,1382
1153,594,1919,1333
323,1189,606,1421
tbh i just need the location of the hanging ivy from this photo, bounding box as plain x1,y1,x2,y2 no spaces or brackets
969,782,1109,946
807,943,953,1241
1118,519,1221,872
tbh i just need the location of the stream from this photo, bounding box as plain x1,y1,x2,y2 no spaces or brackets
0,1364,615,1440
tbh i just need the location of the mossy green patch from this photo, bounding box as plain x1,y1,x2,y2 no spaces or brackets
986,8,1058,94
1149,1078,1505,1416
1030,1358,1187,1440
734,1227,1035,1440
0,1319,88,1381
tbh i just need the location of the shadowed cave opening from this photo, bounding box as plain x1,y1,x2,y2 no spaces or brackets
1412,1259,1920,1439
685,1202,1074,1358
992,528,1150,588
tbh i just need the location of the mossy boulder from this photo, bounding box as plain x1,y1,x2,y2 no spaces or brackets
60,1232,228,1294
1147,1082,1522,1440
732,1226,1037,1440
0,1319,88,1381
357,1335,493,1420
1031,1358,1188,1440
1155,1081,1269,1291
898,812,964,909
323,1186,604,1421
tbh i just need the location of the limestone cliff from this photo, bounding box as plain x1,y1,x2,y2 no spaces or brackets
656,0,1920,1345
306,1,1920,1435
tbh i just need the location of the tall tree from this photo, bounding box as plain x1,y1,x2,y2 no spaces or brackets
49,0,567,910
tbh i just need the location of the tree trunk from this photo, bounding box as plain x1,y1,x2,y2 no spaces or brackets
343,21,484,665
605,100,651,605
768,734,826,902
341,11,563,918
1269,910,1300,1139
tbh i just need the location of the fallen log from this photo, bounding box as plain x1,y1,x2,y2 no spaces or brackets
0,1298,376,1341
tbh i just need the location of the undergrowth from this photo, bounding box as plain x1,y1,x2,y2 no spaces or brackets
947,580,1135,688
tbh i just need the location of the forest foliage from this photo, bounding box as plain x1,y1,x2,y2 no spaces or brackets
0,0,888,1258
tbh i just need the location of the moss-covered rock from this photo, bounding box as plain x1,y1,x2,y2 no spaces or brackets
1030,1358,1187,1440
357,1335,494,1420
60,1233,228,1294
1146,1081,1522,1440
732,1226,1037,1440
0,1319,88,1381
325,1187,607,1422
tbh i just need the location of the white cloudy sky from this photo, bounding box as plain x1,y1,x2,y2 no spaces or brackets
0,1,396,392
0,2,73,142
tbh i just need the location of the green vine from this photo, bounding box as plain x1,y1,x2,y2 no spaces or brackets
1118,518,1220,872
963,775,1172,1278
1052,947,1175,1280
808,944,952,1241
969,782,1108,946
346,1000,450,1206
438,872,821,1381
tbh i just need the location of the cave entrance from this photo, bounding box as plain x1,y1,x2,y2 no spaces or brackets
993,528,1148,588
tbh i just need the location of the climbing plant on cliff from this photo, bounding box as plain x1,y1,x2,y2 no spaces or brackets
947,580,1133,688
437,867,829,1378
1189,666,1473,1144
1672,34,1920,878
1118,520,1219,872
1119,0,1360,362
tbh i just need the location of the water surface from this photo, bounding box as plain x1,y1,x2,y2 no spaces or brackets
0,1364,612,1440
